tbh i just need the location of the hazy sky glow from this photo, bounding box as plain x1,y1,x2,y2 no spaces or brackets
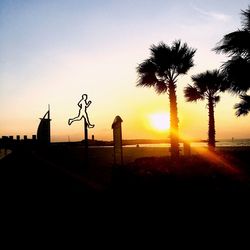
1,0,250,141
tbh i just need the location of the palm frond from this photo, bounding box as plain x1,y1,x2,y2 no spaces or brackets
214,5,250,56
172,40,196,75
137,41,196,96
150,42,172,78
184,84,204,102
191,70,228,94
214,95,220,104
150,40,196,78
222,56,250,93
155,81,168,94
234,94,250,116
214,30,250,56
241,6,250,32
136,59,157,87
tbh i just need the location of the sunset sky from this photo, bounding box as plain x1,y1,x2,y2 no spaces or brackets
1,0,250,142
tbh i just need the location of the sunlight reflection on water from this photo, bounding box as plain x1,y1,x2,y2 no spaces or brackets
123,139,250,148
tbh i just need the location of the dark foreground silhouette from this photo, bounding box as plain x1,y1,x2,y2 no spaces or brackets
0,148,98,196
1,144,250,203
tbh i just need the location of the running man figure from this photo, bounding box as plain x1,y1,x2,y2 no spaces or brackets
68,94,95,128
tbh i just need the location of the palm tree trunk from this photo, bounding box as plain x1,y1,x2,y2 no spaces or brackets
169,81,179,159
208,96,215,151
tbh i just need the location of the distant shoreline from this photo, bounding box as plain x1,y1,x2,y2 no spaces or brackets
51,138,250,148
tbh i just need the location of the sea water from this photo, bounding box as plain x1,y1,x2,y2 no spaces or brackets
124,139,250,148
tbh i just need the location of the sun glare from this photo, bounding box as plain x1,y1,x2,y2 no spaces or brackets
149,112,170,131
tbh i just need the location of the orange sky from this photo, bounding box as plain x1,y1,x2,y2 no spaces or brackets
0,0,249,142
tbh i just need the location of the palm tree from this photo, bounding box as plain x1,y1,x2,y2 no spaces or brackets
137,40,196,159
184,70,227,151
214,6,250,116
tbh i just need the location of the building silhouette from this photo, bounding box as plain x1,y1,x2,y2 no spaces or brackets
1,107,51,149
37,108,51,145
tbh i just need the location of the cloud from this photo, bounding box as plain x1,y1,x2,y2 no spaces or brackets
193,6,231,22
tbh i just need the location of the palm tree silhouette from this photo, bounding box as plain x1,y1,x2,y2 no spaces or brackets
137,40,196,159
184,70,228,151
214,6,250,116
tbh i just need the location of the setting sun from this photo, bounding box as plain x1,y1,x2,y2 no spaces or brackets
149,112,170,131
